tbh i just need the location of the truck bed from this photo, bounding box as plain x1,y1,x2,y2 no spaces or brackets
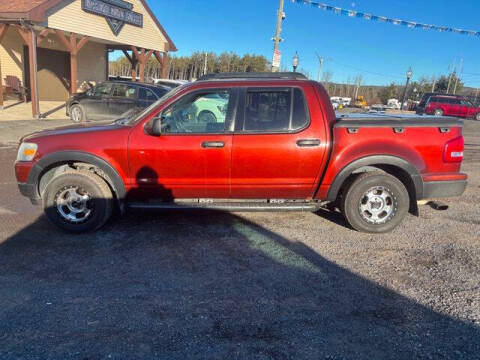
316,113,466,200
335,113,463,128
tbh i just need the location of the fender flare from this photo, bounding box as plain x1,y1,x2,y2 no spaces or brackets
325,155,423,201
27,151,127,201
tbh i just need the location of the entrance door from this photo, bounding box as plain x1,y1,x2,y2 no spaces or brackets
127,88,237,200
231,86,328,199
24,46,70,101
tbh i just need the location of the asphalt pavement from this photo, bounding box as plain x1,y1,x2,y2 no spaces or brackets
0,119,479,359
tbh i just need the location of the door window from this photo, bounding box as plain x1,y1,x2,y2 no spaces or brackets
139,88,158,101
93,83,113,97
112,84,137,99
159,90,231,134
243,88,309,132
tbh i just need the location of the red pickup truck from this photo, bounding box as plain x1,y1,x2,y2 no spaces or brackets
15,73,467,234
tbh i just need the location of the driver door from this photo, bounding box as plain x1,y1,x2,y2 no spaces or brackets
83,82,113,120
128,88,237,201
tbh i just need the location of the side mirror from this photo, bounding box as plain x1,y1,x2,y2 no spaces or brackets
151,116,162,136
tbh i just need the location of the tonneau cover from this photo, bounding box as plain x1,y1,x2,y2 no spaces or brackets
335,113,463,128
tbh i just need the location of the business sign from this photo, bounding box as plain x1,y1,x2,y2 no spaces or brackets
272,50,281,68
82,0,143,36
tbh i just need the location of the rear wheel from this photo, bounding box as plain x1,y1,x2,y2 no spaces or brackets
70,104,85,123
42,170,113,233
434,108,444,116
475,113,480,121
341,172,409,233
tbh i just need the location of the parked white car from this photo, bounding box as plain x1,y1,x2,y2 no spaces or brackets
330,97,351,107
387,99,401,110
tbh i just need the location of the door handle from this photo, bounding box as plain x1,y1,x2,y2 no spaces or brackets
201,141,225,148
296,139,321,147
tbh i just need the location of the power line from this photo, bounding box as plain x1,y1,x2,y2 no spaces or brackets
328,59,404,81
291,0,480,37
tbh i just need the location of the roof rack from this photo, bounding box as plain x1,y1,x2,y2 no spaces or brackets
197,72,308,81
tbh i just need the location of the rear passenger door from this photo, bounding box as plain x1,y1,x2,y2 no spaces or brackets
230,86,329,199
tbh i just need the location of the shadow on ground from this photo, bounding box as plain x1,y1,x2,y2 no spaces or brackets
0,210,479,360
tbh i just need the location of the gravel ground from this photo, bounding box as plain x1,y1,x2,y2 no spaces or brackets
0,119,478,359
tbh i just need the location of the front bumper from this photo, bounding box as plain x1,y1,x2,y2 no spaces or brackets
18,183,41,205
422,180,467,199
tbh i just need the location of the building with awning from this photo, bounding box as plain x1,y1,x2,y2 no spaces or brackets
0,0,176,118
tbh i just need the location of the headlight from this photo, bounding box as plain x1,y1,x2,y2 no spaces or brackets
17,142,38,162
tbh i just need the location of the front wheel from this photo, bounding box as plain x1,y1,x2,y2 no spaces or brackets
475,113,480,121
341,172,409,233
434,108,444,116
70,104,85,123
42,170,113,233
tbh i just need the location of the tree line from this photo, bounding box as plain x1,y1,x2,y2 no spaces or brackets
320,73,470,105
109,51,270,80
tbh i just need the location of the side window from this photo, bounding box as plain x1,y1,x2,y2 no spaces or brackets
160,90,231,134
451,99,461,105
112,84,137,99
244,90,291,132
93,83,113,97
139,88,158,101
243,88,308,132
292,88,309,129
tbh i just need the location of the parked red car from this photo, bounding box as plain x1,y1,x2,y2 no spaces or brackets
424,95,480,120
15,73,467,234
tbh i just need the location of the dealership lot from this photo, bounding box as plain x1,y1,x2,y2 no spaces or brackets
0,120,479,359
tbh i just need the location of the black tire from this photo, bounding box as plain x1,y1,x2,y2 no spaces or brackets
434,108,444,116
198,110,217,123
70,104,85,123
42,170,113,233
341,172,409,233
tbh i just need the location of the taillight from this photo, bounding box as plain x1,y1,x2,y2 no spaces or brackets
443,136,464,163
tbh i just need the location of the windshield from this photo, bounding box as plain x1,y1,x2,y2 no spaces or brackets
122,83,190,125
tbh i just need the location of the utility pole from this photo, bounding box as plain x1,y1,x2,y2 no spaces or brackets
271,0,285,72
431,77,436,92
316,53,324,82
453,58,463,95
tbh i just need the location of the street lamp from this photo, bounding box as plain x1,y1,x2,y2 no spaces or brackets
400,67,413,111
292,52,299,72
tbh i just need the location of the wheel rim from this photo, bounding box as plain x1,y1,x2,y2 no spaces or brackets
358,186,396,225
55,186,93,223
71,107,82,122
435,109,443,116
476,114,480,121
